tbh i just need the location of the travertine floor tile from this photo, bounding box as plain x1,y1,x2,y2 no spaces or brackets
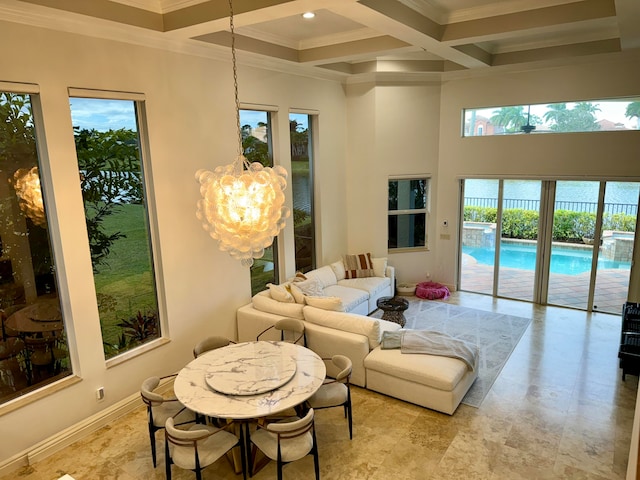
1,292,637,480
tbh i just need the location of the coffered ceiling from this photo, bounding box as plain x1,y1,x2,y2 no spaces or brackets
2,0,639,80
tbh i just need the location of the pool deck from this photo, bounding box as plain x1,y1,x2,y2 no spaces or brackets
460,254,628,314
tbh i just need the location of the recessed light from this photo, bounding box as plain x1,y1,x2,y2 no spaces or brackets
302,12,315,19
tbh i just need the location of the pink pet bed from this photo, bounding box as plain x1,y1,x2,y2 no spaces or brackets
415,281,450,300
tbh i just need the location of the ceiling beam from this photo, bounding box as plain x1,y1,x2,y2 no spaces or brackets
17,0,163,30
615,0,640,50
441,0,617,45
332,0,491,69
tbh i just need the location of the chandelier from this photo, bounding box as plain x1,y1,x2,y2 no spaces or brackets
12,166,46,227
196,0,289,267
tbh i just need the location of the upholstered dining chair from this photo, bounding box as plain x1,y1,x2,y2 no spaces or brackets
256,318,307,346
248,408,319,480
192,336,235,358
140,375,195,467
164,416,246,480
306,355,353,439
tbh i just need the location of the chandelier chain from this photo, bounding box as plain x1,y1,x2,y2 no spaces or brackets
229,0,243,157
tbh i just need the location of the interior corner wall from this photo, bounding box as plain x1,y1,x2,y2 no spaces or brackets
435,51,640,289
0,20,347,465
345,81,442,283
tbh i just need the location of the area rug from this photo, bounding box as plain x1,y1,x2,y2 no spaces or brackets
372,300,531,408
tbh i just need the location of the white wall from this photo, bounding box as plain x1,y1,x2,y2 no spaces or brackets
345,81,442,284
0,20,347,463
435,52,640,288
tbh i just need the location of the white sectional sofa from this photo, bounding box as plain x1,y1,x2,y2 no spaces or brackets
236,258,478,415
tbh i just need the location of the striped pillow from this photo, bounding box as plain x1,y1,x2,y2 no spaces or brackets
343,253,374,279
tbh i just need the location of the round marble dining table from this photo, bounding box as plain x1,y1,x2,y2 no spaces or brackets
174,341,326,420
5,297,63,334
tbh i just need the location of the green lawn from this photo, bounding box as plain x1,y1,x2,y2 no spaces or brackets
92,203,158,354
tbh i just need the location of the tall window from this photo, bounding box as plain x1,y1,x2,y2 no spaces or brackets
290,113,315,273
69,95,160,360
388,178,428,250
0,91,70,404
240,109,279,295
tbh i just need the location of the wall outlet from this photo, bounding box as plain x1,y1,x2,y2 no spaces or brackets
96,387,105,401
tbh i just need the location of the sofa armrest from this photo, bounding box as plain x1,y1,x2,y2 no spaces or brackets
237,303,291,342
304,322,369,387
385,265,395,290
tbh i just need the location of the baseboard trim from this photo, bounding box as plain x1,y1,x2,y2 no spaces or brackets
0,379,176,478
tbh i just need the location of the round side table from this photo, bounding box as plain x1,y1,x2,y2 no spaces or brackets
376,296,409,327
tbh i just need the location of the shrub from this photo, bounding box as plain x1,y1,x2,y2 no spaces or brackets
463,206,635,241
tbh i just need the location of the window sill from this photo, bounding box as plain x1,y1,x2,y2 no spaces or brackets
105,337,171,369
388,246,430,253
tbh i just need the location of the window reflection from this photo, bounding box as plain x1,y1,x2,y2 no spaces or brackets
0,92,70,404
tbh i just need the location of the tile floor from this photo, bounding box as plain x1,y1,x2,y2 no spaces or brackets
1,291,637,480
460,255,629,314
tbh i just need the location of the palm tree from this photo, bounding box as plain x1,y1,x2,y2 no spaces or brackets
543,103,569,131
626,101,640,129
490,106,526,133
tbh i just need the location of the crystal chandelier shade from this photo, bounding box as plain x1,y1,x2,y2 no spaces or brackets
195,0,289,267
13,166,46,227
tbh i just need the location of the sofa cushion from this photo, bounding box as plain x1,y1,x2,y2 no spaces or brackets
295,277,324,297
267,283,294,303
338,276,391,297
303,306,400,349
372,257,388,278
323,285,368,312
289,283,306,304
343,253,374,279
252,291,305,319
365,347,469,392
330,260,346,281
305,296,344,311
305,266,338,288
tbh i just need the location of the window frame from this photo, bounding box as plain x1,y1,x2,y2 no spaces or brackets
388,176,430,252
68,88,168,367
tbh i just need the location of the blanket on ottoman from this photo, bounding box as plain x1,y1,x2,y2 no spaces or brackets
382,330,478,371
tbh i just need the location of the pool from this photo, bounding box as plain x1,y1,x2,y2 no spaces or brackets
463,242,631,275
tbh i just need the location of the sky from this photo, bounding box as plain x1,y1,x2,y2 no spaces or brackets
68,98,310,132
69,97,137,131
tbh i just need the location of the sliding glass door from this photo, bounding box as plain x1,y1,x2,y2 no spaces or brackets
496,180,542,302
460,179,638,314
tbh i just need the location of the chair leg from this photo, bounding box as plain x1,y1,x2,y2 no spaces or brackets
148,423,157,467
277,445,283,480
347,401,353,440
164,436,172,480
312,428,320,480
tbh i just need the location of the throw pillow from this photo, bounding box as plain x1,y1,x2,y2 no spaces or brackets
305,296,344,311
372,257,387,278
330,260,346,281
343,252,374,279
267,283,294,303
289,283,306,304
291,271,307,283
295,277,324,297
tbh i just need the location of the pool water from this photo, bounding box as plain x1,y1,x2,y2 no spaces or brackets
463,242,631,275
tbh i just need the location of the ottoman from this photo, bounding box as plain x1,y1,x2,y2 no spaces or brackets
364,347,478,415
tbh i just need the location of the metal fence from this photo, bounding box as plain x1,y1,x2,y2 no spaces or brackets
464,197,638,216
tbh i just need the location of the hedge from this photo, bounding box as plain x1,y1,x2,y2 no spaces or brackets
463,206,636,242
